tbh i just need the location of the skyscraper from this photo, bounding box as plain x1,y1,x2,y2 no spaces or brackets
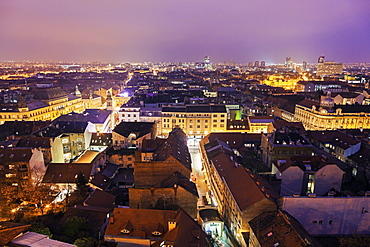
204,55,211,70
254,61,259,67
261,61,266,67
303,61,307,71
318,55,325,63
285,57,293,68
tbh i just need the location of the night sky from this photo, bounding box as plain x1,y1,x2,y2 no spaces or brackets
1,0,369,63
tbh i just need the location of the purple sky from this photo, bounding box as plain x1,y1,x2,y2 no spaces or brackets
1,0,369,64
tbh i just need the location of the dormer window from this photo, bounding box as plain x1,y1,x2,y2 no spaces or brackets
152,231,162,236
121,220,133,234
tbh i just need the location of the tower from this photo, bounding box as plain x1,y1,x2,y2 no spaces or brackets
204,56,211,71
285,57,293,68
75,85,81,97
318,55,325,63
106,91,113,110
303,61,307,71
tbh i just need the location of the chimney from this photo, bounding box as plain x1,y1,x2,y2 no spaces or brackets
141,228,147,238
109,215,114,224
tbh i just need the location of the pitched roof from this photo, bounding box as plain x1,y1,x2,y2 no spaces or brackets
42,163,93,183
16,136,51,148
113,121,155,138
297,99,320,108
249,210,320,247
105,208,178,236
0,148,33,163
10,232,75,247
152,208,209,247
156,172,198,197
84,189,116,209
90,133,112,146
153,127,192,171
54,109,112,124
223,166,278,211
0,222,31,246
54,121,88,133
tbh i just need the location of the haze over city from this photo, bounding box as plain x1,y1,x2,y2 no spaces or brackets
1,0,369,63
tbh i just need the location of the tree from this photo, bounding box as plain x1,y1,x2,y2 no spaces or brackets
338,235,370,247
29,223,52,238
74,237,98,247
63,216,90,241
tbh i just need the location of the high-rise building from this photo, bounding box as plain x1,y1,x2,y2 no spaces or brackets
254,61,259,67
318,55,325,63
261,61,266,67
285,57,293,68
204,55,212,70
303,61,307,71
204,56,210,64
317,61,343,77
247,62,253,67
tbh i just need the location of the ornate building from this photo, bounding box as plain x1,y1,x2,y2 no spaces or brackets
294,99,370,130
0,87,84,124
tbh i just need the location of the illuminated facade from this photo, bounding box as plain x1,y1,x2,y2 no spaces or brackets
160,105,228,137
316,61,343,77
294,99,370,130
261,74,301,91
0,87,84,124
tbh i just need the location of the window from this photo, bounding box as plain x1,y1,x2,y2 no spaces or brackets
205,120,208,123
213,124,217,128
189,125,193,128
205,125,208,128
197,125,200,128
197,120,200,123
213,119,217,122
220,119,225,122
213,114,217,117
220,124,224,128
221,114,225,117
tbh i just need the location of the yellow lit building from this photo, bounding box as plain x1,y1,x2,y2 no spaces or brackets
160,105,228,137
261,74,301,91
294,99,370,130
0,87,84,124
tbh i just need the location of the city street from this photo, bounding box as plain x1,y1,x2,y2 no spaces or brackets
189,141,236,247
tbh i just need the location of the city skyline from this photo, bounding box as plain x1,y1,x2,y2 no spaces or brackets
1,0,369,64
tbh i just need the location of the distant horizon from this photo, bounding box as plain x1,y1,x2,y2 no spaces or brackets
1,1,369,64
1,59,370,66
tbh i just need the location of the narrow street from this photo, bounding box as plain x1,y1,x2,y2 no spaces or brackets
189,140,237,247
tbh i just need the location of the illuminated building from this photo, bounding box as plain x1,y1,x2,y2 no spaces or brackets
318,55,325,63
254,61,259,67
294,99,370,130
316,61,343,77
199,138,278,246
260,61,266,67
261,126,313,169
160,105,228,137
303,61,307,71
262,74,301,91
0,87,84,124
285,57,293,68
